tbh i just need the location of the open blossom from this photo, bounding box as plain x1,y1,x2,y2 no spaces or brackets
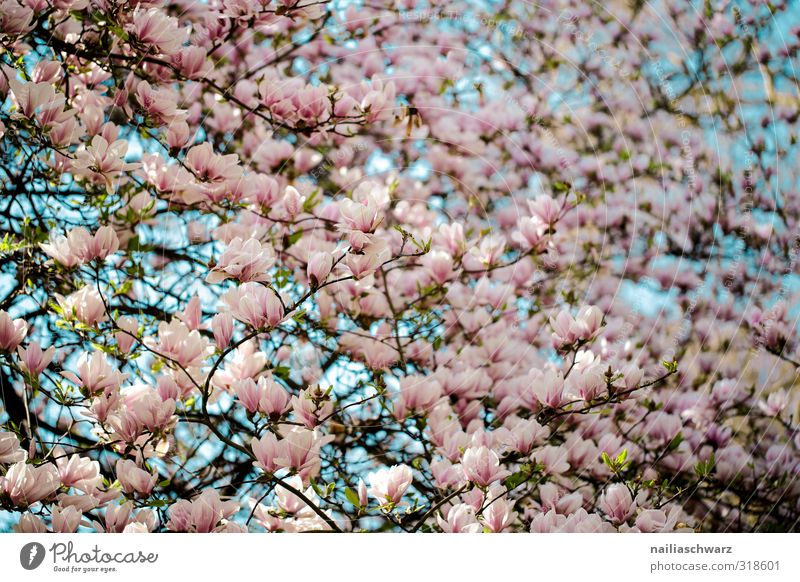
0,310,27,351
338,192,383,233
52,505,82,533
437,503,482,533
0,0,34,35
367,464,413,505
153,320,210,368
55,449,102,493
307,251,334,288
394,376,443,419
129,6,189,56
421,250,454,285
1,461,61,507
212,312,234,349
599,484,636,524
17,341,55,376
481,486,518,532
41,225,123,265
166,489,239,533
71,135,138,193
291,386,334,429
0,432,26,463
274,428,334,482
55,286,107,326
759,389,789,416
550,306,604,346
62,351,128,395
207,237,276,284
221,282,284,329
116,459,158,496
7,77,57,118
461,446,510,488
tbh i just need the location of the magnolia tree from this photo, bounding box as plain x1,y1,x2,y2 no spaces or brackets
0,0,799,534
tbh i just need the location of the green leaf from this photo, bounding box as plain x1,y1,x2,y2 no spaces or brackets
504,470,529,489
344,487,361,508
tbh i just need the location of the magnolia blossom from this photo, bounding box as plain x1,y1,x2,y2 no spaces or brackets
152,320,210,368
56,450,102,493
116,459,158,496
367,464,413,505
17,341,55,377
129,6,189,55
166,490,239,533
0,432,26,463
62,351,128,395
72,135,138,193
52,505,82,533
437,503,482,533
461,446,511,488
0,311,27,351
273,428,334,482
207,237,276,284
1,462,61,507
55,286,107,326
307,251,334,288
221,282,284,329
599,484,636,525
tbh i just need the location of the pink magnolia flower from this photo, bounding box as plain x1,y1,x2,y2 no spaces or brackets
599,484,636,524
6,77,57,118
52,505,82,533
115,315,139,354
207,237,276,284
0,432,26,463
307,251,334,288
259,376,291,417
528,194,560,224
152,320,210,368
184,142,241,183
17,341,55,377
172,46,210,80
759,389,789,416
338,193,383,233
62,351,128,395
55,449,102,493
421,250,454,285
291,386,334,429
40,227,91,267
72,135,138,193
367,464,413,505
251,433,282,474
129,6,189,56
116,459,157,496
166,489,239,533
437,503,482,533
0,0,34,35
212,312,234,349
394,376,443,419
14,513,47,533
274,428,335,482
85,226,120,261
221,282,284,329
55,286,107,326
481,486,518,532
1,461,61,507
0,310,27,351
123,384,177,432
461,446,511,487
